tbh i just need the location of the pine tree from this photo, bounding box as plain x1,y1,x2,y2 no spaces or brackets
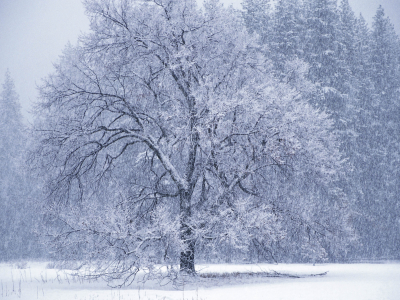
371,6,400,102
337,0,356,94
270,0,305,74
242,0,272,44
303,0,340,89
0,71,42,261
0,70,23,157
360,6,400,259
353,14,373,105
0,70,23,260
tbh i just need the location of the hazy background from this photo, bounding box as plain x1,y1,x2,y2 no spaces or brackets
1,0,399,122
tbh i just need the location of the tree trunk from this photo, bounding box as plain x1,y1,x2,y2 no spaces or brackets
179,189,195,274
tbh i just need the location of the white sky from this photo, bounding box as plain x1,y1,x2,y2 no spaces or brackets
0,0,399,122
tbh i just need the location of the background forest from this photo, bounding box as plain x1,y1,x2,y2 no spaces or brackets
0,0,399,274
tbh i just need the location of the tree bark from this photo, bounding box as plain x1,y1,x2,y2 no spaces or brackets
179,189,195,274
179,94,198,274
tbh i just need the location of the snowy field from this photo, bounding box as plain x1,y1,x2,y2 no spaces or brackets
0,262,399,300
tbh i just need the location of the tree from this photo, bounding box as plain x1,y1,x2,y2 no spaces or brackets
0,70,22,260
0,70,23,168
242,0,400,261
303,0,340,89
32,0,350,284
337,0,356,95
354,6,400,259
370,6,400,102
242,0,271,43
269,0,305,74
353,13,373,106
0,71,42,261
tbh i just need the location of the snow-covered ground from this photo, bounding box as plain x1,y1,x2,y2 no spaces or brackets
0,262,399,300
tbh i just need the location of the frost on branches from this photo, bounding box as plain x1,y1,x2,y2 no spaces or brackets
32,0,351,285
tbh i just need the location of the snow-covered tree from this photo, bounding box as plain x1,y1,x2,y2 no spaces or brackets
371,6,400,102
353,13,373,104
337,0,356,95
354,6,400,259
31,0,350,283
0,71,23,161
0,71,42,261
242,0,271,43
241,0,400,261
269,0,305,72
303,0,340,88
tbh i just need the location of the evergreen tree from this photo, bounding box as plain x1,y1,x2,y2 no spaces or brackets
0,70,23,155
337,0,356,94
371,6,400,102
358,6,400,259
0,71,42,261
303,0,340,89
242,0,272,44
270,0,305,75
353,14,374,105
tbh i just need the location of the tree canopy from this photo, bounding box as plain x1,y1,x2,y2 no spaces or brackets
31,0,351,284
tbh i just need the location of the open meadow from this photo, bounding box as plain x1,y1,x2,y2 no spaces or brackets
0,262,399,300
